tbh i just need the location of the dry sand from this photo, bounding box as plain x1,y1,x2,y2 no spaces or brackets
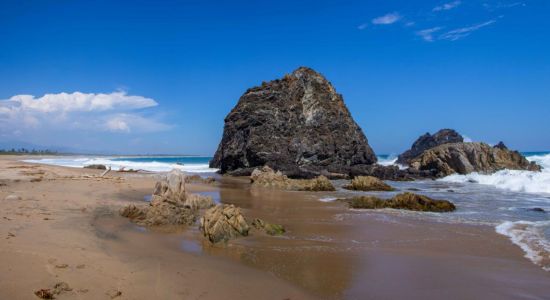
1,155,549,299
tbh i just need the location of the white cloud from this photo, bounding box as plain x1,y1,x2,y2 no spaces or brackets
433,1,462,12
357,23,369,30
3,91,157,113
0,91,170,138
106,117,131,133
372,12,401,25
416,27,443,42
439,20,496,41
104,114,171,133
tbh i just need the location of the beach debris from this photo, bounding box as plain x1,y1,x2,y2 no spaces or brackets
250,166,335,191
100,166,112,177
34,282,72,299
343,176,394,192
55,263,69,269
84,164,107,170
200,204,250,243
106,289,122,299
4,194,22,201
339,192,456,212
7,232,15,239
120,169,213,227
76,264,86,269
251,218,285,236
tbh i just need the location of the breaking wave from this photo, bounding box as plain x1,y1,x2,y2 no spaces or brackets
23,156,218,173
439,153,550,195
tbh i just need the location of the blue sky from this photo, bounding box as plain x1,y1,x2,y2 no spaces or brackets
0,0,549,155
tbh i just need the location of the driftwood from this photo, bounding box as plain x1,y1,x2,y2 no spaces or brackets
100,166,111,177
117,166,142,173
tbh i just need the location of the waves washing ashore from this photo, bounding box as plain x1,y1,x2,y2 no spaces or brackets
496,221,550,271
23,156,217,173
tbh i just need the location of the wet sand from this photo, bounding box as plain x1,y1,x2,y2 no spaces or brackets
1,156,549,299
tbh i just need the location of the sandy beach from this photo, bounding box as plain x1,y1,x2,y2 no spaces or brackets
1,155,549,299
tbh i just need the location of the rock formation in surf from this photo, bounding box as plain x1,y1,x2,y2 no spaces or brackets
397,129,463,165
408,141,541,177
343,176,395,191
250,166,335,191
120,169,214,226
210,67,377,178
339,192,456,212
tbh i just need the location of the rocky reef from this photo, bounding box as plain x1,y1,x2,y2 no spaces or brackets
120,169,285,243
210,67,377,178
339,192,456,212
120,169,214,226
250,166,335,191
408,142,541,177
397,129,463,165
397,130,541,178
343,176,394,191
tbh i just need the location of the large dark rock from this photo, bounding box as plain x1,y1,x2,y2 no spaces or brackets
397,129,463,165
409,142,541,177
210,67,377,178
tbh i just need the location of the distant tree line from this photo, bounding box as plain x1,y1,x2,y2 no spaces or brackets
0,148,58,155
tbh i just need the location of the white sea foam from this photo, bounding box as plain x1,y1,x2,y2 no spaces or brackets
377,155,407,169
496,220,550,271
440,153,550,195
319,197,338,202
23,157,218,173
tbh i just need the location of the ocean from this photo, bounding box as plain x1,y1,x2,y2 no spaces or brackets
24,152,550,271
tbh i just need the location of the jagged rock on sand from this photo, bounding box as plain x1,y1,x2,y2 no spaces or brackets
343,176,394,191
251,218,285,235
200,204,250,243
210,67,377,178
408,142,541,177
339,192,456,212
120,169,214,227
397,129,463,165
185,174,216,184
250,166,335,191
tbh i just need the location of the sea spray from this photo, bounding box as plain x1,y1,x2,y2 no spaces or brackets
440,152,550,195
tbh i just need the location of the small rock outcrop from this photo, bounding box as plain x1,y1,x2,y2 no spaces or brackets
120,169,214,227
251,218,286,236
200,204,250,243
340,192,456,212
343,176,394,191
250,166,335,191
408,142,541,177
84,164,107,170
210,67,377,178
397,129,463,165
185,175,216,184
